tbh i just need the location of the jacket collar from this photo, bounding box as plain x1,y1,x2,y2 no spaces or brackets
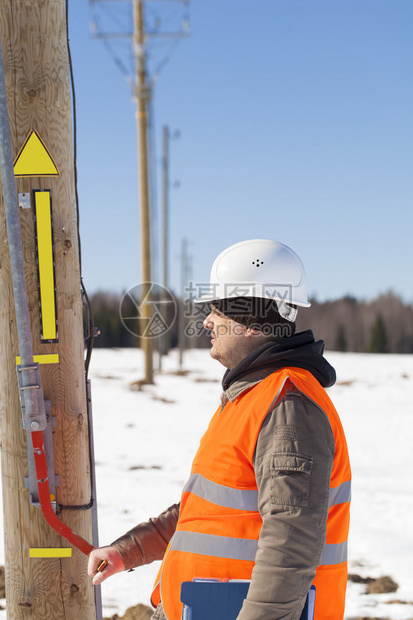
223,368,275,402
221,330,336,403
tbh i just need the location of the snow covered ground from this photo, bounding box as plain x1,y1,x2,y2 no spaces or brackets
1,347,412,619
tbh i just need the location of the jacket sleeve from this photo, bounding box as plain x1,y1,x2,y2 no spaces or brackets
111,503,180,571
237,388,335,620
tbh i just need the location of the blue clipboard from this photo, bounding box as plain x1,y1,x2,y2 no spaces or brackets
181,580,316,620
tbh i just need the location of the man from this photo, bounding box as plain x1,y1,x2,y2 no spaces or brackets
88,239,351,620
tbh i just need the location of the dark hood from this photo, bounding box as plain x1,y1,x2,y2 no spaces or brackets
222,330,336,391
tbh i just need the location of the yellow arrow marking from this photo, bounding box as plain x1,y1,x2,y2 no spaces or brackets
16,354,59,365
14,130,59,177
34,191,58,342
30,548,72,558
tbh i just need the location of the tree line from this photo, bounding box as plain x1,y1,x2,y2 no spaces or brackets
86,291,413,354
295,293,413,353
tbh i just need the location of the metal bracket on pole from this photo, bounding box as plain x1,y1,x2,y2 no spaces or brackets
17,363,48,432
22,398,60,511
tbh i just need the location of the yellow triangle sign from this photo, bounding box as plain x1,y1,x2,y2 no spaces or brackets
14,130,59,177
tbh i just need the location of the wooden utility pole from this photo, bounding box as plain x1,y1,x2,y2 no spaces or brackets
133,0,154,384
0,2,96,619
89,1,189,381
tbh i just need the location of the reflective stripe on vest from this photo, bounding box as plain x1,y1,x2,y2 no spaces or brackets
171,531,259,561
184,454,351,515
320,541,348,566
171,530,347,566
182,473,259,512
329,480,351,508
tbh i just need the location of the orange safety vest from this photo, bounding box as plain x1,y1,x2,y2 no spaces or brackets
151,367,351,620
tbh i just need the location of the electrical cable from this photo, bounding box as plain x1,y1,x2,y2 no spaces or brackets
64,0,98,515
152,39,180,83
101,38,132,80
65,0,97,380
89,1,135,83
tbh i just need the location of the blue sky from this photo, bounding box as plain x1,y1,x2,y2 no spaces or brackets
69,1,413,302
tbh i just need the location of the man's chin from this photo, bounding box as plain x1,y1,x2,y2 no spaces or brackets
210,347,226,367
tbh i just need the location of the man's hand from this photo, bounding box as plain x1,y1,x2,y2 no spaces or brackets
88,545,125,585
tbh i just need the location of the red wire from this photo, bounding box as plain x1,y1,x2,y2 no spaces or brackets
31,430,94,556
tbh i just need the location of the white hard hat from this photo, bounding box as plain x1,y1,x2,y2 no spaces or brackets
195,239,311,315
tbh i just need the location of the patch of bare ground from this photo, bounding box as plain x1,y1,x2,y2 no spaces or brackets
348,574,399,594
161,370,191,377
104,603,153,619
351,617,390,620
151,395,175,404
129,379,178,399
130,380,149,391
348,574,375,584
366,576,399,594
129,465,162,471
348,575,408,605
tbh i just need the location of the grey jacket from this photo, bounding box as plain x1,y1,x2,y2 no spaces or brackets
112,331,337,620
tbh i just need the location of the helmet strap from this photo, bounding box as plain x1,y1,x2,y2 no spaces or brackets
276,300,298,323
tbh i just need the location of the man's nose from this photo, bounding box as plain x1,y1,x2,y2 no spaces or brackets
203,313,214,330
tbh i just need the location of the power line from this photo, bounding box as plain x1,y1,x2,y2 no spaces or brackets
89,0,189,92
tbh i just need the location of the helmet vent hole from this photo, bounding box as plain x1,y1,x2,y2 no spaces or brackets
252,260,264,267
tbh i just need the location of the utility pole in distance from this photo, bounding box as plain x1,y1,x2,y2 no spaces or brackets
163,125,169,300
0,2,96,619
178,238,191,369
159,124,170,365
89,0,189,382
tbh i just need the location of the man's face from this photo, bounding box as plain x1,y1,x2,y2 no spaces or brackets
203,304,251,369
